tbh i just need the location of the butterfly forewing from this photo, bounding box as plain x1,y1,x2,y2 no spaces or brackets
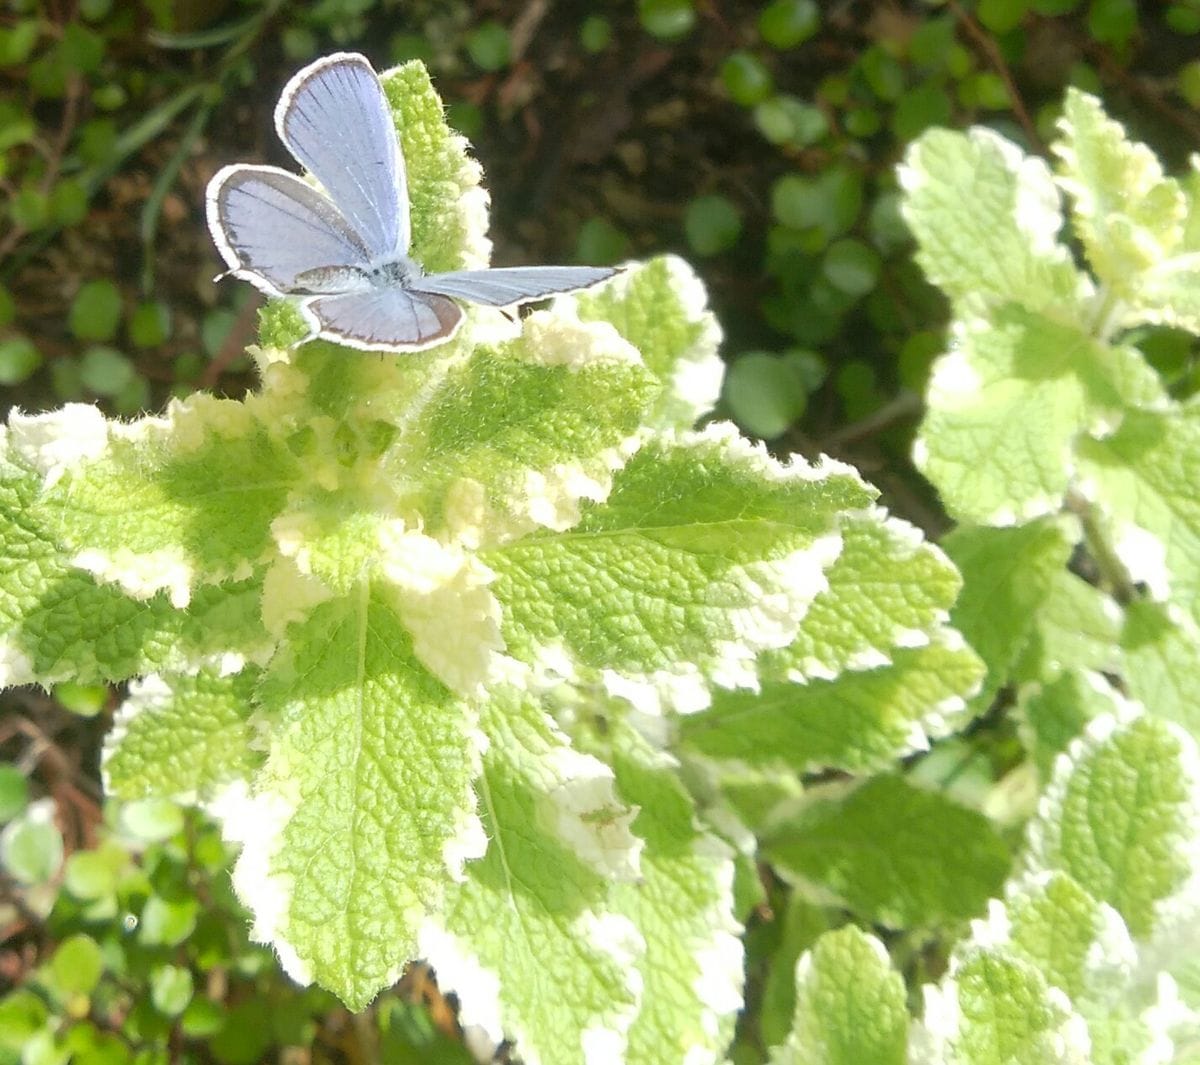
207,165,371,296
275,52,409,262
302,288,463,352
409,265,619,307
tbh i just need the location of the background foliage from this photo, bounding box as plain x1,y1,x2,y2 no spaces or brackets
3,0,1200,1062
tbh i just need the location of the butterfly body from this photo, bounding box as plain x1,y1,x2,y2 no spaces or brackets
206,53,617,352
293,258,423,295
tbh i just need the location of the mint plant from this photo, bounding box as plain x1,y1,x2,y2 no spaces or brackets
0,60,978,1063
765,90,1200,1064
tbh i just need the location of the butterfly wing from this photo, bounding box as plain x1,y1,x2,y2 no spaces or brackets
301,288,463,353
275,52,408,261
408,265,618,307
206,164,371,296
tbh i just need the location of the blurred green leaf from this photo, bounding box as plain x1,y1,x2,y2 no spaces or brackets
69,280,122,342
80,0,114,20
0,765,28,822
0,101,35,150
150,966,193,1018
724,352,809,439
50,357,85,401
754,94,827,145
113,375,151,417
64,843,125,901
446,101,483,139
0,990,49,1059
466,20,510,71
200,308,237,359
47,935,104,999
979,0,1030,32
49,179,88,226
139,893,199,947
580,15,613,52
908,16,956,69
0,20,38,67
0,336,42,385
684,194,742,255
61,23,105,73
10,187,49,230
575,216,630,265
758,0,820,49
1088,0,1138,44
1179,60,1200,107
722,51,774,106
209,1001,272,1065
0,800,63,885
80,346,135,397
119,799,184,844
54,681,108,717
822,238,882,296
858,46,906,101
638,0,696,40
128,301,171,348
180,997,224,1038
92,83,128,111
0,286,13,327
891,82,953,140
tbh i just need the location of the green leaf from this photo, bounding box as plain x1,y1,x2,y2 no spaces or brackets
1121,599,1200,738
1018,670,1121,780
573,255,723,430
487,426,874,711
942,518,1075,709
1013,570,1122,685
1024,711,1200,938
69,280,123,342
900,126,1088,318
916,303,1165,525
0,434,268,686
423,690,638,1063
764,775,1010,928
1054,88,1184,292
1078,406,1200,629
913,948,1091,1063
770,926,907,1065
684,636,984,774
18,396,298,606
606,725,742,1065
103,667,263,801
228,582,483,1010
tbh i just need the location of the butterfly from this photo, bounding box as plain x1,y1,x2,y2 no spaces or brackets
205,52,617,353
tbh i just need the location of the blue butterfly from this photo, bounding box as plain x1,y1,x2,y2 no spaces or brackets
206,52,616,353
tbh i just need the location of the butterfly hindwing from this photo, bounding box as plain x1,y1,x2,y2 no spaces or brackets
275,52,409,262
301,288,463,352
